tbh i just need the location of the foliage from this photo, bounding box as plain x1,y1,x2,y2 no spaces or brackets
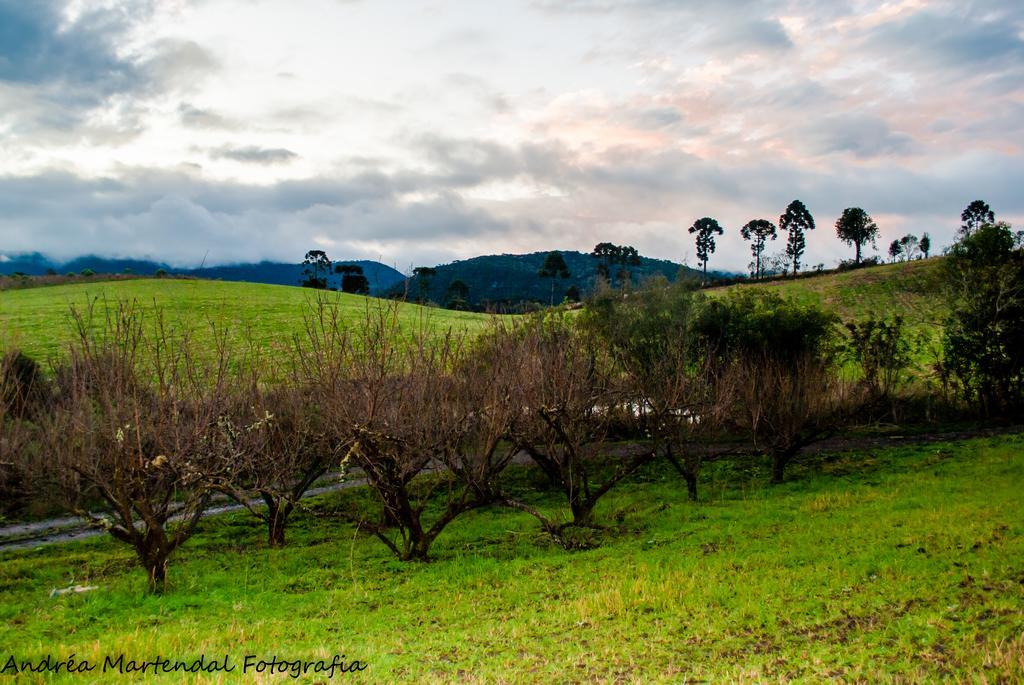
445,279,471,310
693,290,843,482
300,249,331,289
411,266,437,303
740,219,777,279
835,207,879,265
335,263,370,295
844,316,914,406
694,289,839,366
396,251,702,309
582,280,725,500
590,243,642,288
960,199,994,237
779,199,815,274
939,221,1024,416
688,217,724,282
537,251,571,305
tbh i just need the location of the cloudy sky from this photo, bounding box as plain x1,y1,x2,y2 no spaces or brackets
1,0,1021,272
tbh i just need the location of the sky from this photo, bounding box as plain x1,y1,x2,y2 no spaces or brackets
0,0,1021,273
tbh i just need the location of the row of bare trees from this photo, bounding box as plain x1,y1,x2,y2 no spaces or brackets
1,291,851,591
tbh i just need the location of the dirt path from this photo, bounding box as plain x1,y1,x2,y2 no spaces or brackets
2,426,1018,553
0,477,367,553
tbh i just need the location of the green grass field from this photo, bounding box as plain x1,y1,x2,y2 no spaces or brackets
1,260,947,367
0,279,495,363
1,434,1021,683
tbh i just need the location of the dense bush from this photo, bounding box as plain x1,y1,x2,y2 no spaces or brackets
939,222,1024,416
844,316,915,418
693,290,838,365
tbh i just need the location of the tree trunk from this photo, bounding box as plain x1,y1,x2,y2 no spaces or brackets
683,471,698,501
142,548,169,593
770,452,789,484
855,241,862,265
267,505,287,548
569,496,599,528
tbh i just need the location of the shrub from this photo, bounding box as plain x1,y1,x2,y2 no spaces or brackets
844,315,915,412
939,221,1024,416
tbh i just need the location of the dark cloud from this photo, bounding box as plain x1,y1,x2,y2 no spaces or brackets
211,146,300,164
801,114,914,159
0,1,217,136
866,6,1024,73
0,0,140,95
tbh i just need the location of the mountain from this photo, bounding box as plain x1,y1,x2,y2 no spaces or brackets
389,251,718,308
0,254,406,293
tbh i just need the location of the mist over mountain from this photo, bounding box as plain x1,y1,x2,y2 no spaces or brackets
0,253,406,293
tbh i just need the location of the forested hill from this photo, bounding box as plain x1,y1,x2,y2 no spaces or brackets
389,251,716,308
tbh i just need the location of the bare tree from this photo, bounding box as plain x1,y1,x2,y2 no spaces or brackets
295,301,516,560
581,283,728,501
727,352,846,484
210,383,338,547
41,302,234,592
502,315,646,538
0,353,39,518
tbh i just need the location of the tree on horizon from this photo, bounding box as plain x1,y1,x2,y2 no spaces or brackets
336,263,370,294
835,208,879,266
590,243,641,289
300,250,331,289
412,266,437,303
740,219,777,279
445,279,470,310
688,217,724,284
779,200,815,275
960,200,994,237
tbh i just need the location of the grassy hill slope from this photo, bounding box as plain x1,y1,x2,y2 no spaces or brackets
0,279,494,362
711,258,947,362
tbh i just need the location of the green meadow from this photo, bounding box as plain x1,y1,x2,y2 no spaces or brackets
1,434,1021,683
0,279,495,363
